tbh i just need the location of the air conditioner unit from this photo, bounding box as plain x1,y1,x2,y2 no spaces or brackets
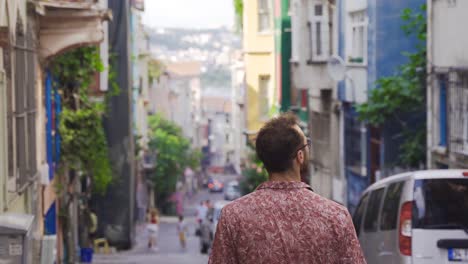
40,235,56,264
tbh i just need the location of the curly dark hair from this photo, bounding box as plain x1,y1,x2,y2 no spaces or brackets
255,112,304,173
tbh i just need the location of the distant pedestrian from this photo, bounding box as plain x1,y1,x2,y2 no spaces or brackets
146,208,159,252
205,200,214,220
199,215,214,254
177,215,188,250
196,201,208,224
209,113,366,264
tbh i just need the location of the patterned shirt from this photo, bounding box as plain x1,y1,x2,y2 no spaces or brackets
209,181,366,264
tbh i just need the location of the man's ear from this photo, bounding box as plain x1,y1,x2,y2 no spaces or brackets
297,150,304,164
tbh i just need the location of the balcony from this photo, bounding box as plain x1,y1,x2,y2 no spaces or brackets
33,0,99,10
32,0,111,60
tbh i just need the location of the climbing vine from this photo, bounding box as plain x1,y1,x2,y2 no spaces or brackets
356,5,427,167
51,46,118,193
233,0,244,31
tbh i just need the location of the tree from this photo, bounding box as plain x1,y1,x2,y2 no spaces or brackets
50,46,118,260
239,144,268,194
148,114,201,213
356,5,427,168
233,0,244,32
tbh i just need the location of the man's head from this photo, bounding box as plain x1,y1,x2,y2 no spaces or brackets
255,112,310,179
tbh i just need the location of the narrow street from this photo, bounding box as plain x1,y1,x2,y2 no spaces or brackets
94,174,237,264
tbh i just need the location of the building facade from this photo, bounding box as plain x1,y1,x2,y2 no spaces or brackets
243,0,277,134
338,0,425,211
231,55,247,173
1,0,110,262
290,0,342,201
427,0,468,169
166,62,202,145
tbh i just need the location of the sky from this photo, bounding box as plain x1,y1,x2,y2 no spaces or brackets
142,0,235,29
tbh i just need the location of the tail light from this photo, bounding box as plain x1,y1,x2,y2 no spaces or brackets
463,172,468,177
208,183,214,189
399,201,412,256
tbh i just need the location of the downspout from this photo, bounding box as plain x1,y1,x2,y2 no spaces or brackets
426,0,433,169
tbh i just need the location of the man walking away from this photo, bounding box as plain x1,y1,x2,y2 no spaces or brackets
209,113,366,264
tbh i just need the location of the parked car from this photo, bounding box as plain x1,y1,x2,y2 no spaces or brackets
208,179,224,193
352,170,468,264
224,181,241,201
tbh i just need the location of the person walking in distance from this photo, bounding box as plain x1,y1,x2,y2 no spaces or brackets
177,215,188,251
146,208,159,252
209,113,366,264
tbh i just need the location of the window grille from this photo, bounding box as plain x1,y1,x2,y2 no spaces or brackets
448,70,468,154
7,21,37,189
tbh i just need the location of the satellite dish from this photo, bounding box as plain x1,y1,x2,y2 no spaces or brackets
327,55,346,82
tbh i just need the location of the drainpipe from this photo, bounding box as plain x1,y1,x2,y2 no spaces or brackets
426,0,433,169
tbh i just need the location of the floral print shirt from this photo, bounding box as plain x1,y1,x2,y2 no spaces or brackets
209,181,366,264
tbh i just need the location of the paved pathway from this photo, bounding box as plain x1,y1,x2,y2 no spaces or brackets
94,174,238,264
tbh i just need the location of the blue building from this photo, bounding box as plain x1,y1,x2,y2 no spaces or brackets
337,0,425,212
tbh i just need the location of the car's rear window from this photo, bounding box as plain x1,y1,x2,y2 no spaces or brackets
413,178,468,229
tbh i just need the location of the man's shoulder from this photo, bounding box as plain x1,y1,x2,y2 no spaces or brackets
221,191,258,217
308,192,351,218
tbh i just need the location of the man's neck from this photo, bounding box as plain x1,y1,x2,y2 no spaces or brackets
269,170,301,182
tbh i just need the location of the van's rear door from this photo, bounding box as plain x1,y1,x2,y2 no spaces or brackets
412,178,468,264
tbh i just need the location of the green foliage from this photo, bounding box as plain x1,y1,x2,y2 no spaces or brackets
148,59,165,85
240,145,268,194
148,114,201,201
233,0,244,31
356,5,427,167
51,46,118,194
59,106,112,193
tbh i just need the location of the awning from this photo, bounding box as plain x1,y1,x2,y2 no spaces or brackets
32,0,112,60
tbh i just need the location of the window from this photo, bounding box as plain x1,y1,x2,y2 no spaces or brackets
308,1,330,63
259,75,270,119
348,10,367,64
353,193,369,236
449,71,468,154
438,75,448,147
413,179,468,229
363,188,384,232
258,0,272,32
6,21,37,189
465,111,468,152
380,182,404,230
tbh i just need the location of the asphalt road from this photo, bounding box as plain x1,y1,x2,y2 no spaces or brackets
94,173,238,264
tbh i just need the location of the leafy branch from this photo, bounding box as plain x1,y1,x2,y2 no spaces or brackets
356,4,427,167
233,0,244,32
51,46,119,193
148,114,201,213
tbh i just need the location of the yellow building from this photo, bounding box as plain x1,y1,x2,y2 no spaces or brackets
243,0,277,134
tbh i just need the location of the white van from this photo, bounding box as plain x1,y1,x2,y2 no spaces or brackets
353,170,468,264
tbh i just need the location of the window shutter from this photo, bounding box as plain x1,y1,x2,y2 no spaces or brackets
309,0,330,63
